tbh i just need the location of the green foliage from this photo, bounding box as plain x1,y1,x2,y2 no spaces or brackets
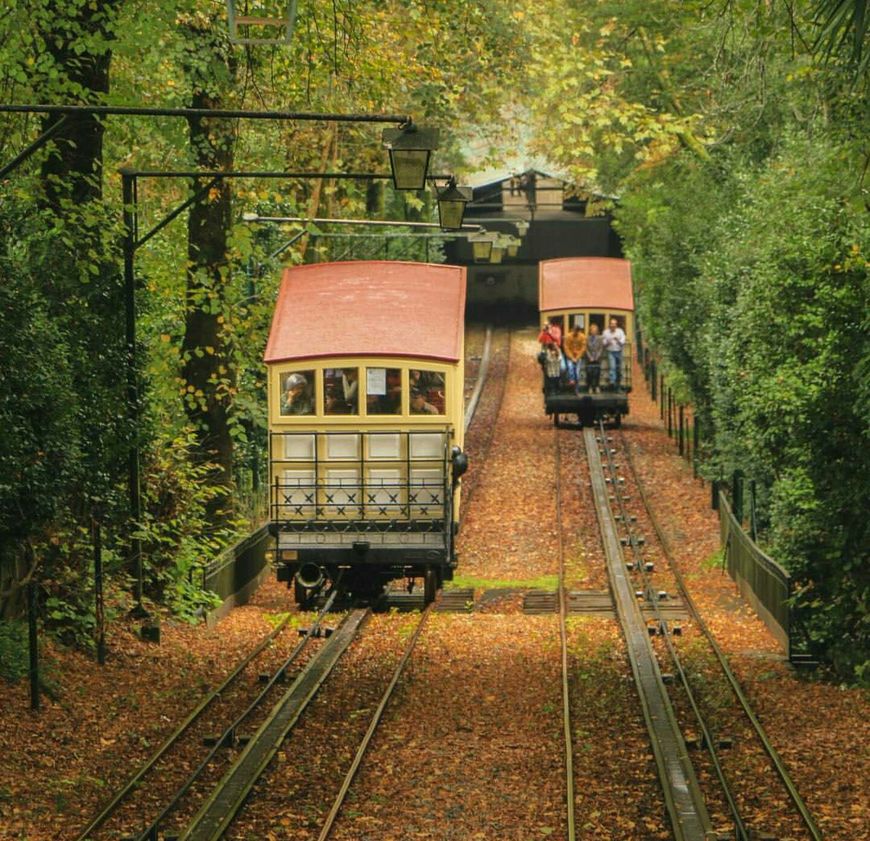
137,430,240,621
0,620,29,682
537,0,870,679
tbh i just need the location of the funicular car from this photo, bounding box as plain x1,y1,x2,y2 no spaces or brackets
265,261,468,606
538,257,635,427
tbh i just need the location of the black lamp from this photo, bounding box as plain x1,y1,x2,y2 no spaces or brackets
436,178,473,231
469,231,494,262
382,122,439,190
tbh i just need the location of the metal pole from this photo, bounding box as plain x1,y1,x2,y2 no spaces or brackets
94,516,106,665
749,480,758,542
28,581,39,712
678,405,685,456
732,470,744,524
122,171,145,617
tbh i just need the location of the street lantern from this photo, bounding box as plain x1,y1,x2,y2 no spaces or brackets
505,235,520,257
226,0,298,45
436,178,473,231
514,219,530,237
489,238,505,264
382,122,439,190
469,231,494,262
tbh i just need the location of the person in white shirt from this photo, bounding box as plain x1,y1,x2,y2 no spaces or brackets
601,318,627,389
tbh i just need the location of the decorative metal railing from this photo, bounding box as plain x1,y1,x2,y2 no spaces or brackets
269,429,453,532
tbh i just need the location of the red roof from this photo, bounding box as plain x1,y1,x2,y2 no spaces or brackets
265,261,467,364
539,258,634,312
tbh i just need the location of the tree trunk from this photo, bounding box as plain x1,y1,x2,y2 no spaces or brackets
181,22,238,514
39,0,119,209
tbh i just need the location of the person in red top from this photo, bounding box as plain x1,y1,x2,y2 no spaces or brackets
537,319,562,347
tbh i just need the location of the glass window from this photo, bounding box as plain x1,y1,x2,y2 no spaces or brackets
408,369,446,415
323,367,359,415
366,367,402,415
279,370,315,416
588,313,606,333
569,312,585,329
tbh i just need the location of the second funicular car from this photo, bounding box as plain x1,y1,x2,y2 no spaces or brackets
538,257,635,427
265,260,468,606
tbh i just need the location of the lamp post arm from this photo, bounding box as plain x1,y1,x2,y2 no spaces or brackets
0,103,411,123
134,177,221,250
0,115,69,179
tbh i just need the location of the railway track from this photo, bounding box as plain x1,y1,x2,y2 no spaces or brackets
615,428,823,841
179,606,369,840
74,591,340,841
584,423,716,840
553,428,577,840
313,604,433,840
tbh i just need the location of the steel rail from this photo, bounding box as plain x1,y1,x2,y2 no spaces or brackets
133,588,342,841
619,433,824,841
179,607,370,841
553,429,577,840
598,423,748,840
73,605,302,841
583,426,714,841
316,604,434,840
464,326,493,433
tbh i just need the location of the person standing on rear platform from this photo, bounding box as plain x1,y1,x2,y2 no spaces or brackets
585,323,604,393
544,343,562,395
602,318,626,389
564,324,587,392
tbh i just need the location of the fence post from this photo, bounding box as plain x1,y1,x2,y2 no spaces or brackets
94,516,106,666
693,415,700,478
659,375,665,419
711,478,719,510
678,405,685,456
28,581,39,712
650,360,657,401
732,470,744,524
749,479,758,542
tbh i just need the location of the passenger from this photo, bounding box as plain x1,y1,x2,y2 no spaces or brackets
544,343,562,395
410,388,439,415
281,372,314,415
584,324,604,393
409,369,442,393
547,318,562,347
342,368,359,406
602,318,626,389
563,324,587,392
537,322,556,348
